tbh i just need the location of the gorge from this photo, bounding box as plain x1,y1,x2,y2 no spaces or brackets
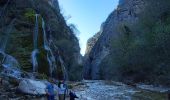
0,0,170,99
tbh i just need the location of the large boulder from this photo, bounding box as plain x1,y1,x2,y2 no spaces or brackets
18,79,47,95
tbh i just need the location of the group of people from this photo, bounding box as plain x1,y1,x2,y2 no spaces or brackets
45,79,78,100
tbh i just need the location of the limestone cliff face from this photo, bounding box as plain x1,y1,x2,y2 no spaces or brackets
0,0,82,80
84,0,145,79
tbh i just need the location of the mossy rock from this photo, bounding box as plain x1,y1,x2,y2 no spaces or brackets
37,48,49,76
24,8,36,23
7,31,33,70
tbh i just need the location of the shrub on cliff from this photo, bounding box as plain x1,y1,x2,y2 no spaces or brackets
103,0,170,85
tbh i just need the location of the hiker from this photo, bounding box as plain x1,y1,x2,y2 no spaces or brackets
58,80,67,100
46,79,55,100
69,91,78,100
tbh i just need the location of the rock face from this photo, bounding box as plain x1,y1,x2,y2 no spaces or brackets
84,0,145,79
0,0,82,80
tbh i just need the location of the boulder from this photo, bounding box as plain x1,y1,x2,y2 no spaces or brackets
18,79,47,95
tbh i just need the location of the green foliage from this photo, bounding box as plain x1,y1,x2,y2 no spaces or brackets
69,24,80,36
56,39,76,54
37,48,49,76
0,0,81,81
39,73,48,80
69,63,83,81
132,90,167,100
56,39,82,80
24,8,36,21
101,0,170,85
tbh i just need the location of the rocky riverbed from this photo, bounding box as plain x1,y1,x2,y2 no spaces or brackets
72,80,168,100
0,79,169,100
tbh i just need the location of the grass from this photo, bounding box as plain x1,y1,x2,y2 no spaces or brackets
132,90,168,100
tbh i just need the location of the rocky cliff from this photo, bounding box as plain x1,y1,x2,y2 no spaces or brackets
0,0,82,80
84,0,145,79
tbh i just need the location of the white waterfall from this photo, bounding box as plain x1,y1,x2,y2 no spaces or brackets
31,14,39,72
31,14,68,78
58,55,68,80
33,14,39,49
31,49,39,72
42,18,56,77
31,14,57,75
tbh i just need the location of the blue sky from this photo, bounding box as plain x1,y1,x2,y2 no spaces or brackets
58,0,119,55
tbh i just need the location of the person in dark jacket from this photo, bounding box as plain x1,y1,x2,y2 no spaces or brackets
69,91,78,100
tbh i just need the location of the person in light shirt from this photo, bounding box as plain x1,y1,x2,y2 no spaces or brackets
58,80,67,100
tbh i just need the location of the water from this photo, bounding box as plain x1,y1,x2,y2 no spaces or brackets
31,49,39,72
42,18,56,77
31,14,68,78
31,14,39,72
58,55,68,80
31,14,58,76
33,14,39,49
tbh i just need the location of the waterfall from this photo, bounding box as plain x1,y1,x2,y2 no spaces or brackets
58,55,68,80
31,14,39,72
42,18,56,77
31,14,57,76
31,14,67,78
31,49,39,72
34,14,39,49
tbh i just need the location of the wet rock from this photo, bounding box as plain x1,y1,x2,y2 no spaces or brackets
17,79,47,95
0,52,4,63
8,76,20,86
2,80,10,91
8,93,17,98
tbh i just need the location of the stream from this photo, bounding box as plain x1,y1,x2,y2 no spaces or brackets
72,80,168,100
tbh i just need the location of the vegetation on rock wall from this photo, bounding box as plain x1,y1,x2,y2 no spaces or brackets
0,0,82,80
99,0,170,85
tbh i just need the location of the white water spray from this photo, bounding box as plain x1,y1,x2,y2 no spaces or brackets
42,18,56,77
31,14,39,72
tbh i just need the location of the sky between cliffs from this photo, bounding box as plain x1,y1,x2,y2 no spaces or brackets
58,0,119,55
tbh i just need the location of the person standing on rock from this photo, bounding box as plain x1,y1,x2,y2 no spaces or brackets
46,80,55,100
58,80,67,100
